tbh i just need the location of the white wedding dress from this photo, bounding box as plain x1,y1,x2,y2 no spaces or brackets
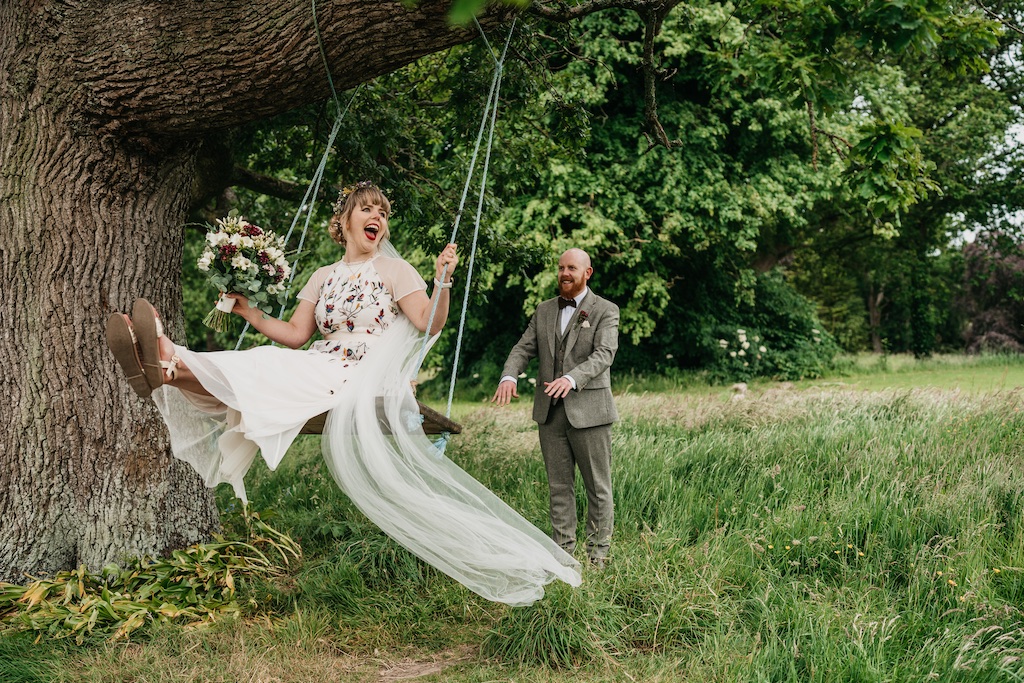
152,252,581,606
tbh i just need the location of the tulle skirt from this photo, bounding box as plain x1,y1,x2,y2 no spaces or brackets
152,318,581,606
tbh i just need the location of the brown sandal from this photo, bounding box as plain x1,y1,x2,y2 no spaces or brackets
132,298,173,388
105,313,153,398
133,298,182,385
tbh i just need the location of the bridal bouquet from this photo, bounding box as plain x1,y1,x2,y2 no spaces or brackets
197,212,291,331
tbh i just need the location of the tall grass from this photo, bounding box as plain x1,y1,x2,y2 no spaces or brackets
6,369,1024,680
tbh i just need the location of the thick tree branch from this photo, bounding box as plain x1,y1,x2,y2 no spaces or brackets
62,0,513,137
231,165,335,205
639,3,683,152
534,0,685,151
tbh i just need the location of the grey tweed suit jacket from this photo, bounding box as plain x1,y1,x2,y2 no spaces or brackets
501,290,619,429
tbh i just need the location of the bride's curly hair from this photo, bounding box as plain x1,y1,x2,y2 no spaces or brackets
328,182,392,246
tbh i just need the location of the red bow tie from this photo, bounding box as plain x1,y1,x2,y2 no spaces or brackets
558,297,577,309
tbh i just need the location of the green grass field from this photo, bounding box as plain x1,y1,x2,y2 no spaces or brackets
3,354,1024,682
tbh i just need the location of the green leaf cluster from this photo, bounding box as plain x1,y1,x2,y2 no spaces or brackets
0,515,300,643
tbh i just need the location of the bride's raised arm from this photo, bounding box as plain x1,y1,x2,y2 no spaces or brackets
397,243,458,334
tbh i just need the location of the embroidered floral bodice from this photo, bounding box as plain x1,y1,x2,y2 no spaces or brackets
310,259,397,360
297,255,425,363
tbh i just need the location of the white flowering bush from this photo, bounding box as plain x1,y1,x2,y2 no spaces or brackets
198,212,291,330
715,328,768,382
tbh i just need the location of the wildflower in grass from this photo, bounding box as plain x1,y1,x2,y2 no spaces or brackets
994,568,1002,574
936,571,943,576
858,551,865,557
768,545,774,550
785,545,791,550
791,539,801,546
948,579,957,586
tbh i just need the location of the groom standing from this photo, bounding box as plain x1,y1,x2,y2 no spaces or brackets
492,248,619,568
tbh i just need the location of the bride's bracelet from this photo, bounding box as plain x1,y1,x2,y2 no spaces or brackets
433,277,453,290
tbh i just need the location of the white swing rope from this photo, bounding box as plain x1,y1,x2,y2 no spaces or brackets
419,19,516,452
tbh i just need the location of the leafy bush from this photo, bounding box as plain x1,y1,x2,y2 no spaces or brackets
0,515,300,643
705,272,840,382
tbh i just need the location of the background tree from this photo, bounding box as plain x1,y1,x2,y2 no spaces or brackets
444,2,1005,381
788,0,1024,354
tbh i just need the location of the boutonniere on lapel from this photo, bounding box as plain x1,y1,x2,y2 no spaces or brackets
576,310,590,328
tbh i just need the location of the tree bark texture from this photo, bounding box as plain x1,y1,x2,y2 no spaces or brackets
0,0,508,583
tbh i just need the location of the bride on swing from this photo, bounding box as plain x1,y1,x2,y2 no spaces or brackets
105,181,581,606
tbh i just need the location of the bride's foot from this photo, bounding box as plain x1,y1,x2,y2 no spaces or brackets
132,298,180,387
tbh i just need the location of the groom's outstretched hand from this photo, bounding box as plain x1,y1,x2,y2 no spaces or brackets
543,377,572,399
491,379,519,406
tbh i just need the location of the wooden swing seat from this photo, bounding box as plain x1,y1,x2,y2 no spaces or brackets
299,398,462,436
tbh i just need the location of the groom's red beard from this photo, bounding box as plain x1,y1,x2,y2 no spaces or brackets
559,278,584,299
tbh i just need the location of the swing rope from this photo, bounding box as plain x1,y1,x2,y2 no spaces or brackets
234,88,361,349
417,20,513,375
418,20,515,452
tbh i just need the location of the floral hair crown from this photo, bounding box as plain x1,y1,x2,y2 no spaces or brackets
333,180,379,214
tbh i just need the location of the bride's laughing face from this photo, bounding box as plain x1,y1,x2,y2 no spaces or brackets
345,202,389,257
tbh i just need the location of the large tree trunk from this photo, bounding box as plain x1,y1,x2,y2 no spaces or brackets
0,99,218,581
0,0,507,583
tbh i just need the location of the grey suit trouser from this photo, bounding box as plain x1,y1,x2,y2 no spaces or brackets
538,401,613,560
